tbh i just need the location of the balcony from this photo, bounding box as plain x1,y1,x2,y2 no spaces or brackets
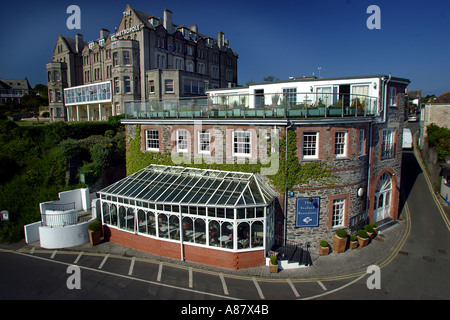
125,93,379,120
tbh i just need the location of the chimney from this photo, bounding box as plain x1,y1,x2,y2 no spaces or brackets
75,33,84,53
191,25,198,34
218,31,224,49
100,28,110,39
163,9,173,34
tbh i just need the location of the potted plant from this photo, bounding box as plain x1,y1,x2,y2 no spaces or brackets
364,224,375,239
88,220,102,246
349,234,358,250
318,240,329,255
269,255,278,273
333,229,348,253
357,229,370,248
370,222,379,235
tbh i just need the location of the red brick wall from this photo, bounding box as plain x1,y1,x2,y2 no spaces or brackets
104,226,265,269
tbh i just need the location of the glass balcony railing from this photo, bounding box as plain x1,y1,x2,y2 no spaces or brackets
125,93,379,120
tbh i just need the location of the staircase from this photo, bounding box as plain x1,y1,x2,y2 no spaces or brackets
376,217,398,232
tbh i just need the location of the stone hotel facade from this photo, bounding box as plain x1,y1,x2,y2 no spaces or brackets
46,5,238,121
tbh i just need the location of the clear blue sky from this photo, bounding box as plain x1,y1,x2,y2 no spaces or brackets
0,0,448,96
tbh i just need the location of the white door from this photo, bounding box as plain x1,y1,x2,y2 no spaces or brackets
373,173,392,222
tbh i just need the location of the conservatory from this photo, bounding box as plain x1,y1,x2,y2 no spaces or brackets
98,165,277,257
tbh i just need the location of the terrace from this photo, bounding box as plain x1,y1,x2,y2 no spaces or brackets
125,92,379,120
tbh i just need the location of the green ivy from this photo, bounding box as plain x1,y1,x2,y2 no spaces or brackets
127,125,336,193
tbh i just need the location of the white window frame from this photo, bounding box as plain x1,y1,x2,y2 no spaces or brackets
232,130,251,157
198,130,210,154
359,130,365,156
389,87,397,107
165,79,174,93
332,198,345,228
302,131,318,159
176,129,188,153
335,131,347,158
381,128,395,159
145,129,159,152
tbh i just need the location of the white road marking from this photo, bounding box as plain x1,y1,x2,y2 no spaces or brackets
252,277,265,299
287,278,300,297
50,250,57,259
219,273,229,295
317,280,327,291
189,267,193,288
128,257,135,276
74,252,84,264
98,254,109,269
157,263,163,282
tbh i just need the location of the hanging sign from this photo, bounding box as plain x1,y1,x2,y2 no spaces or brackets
295,197,320,227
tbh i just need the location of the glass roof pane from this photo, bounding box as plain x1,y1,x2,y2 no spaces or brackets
98,165,276,207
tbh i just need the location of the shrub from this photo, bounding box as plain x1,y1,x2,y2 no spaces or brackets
369,222,377,228
270,255,278,265
350,235,357,242
335,229,347,238
320,240,328,247
357,229,369,239
364,224,374,233
88,220,102,232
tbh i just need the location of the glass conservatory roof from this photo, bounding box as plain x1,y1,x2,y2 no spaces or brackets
99,165,277,208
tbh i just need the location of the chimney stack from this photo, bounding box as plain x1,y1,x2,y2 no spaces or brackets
218,31,224,49
163,9,173,34
100,28,110,39
75,33,84,53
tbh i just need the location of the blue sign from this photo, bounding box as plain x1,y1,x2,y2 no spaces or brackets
295,197,320,227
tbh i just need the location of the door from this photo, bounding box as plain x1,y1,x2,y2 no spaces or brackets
373,173,392,222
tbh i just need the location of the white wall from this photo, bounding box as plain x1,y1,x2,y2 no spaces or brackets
39,219,93,249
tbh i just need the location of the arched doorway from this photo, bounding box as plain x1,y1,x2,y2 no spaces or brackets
373,172,392,222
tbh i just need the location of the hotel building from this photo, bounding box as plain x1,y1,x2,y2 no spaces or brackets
96,74,410,269
46,5,238,121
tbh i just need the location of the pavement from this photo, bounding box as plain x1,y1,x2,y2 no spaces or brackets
3,215,408,281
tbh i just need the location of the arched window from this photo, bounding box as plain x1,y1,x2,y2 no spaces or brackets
209,220,220,247
183,217,194,242
110,205,117,227
126,208,135,232
194,219,206,244
238,222,250,249
118,206,126,229
158,214,168,238
251,221,264,248
102,202,110,224
169,215,180,240
147,211,156,236
137,210,146,233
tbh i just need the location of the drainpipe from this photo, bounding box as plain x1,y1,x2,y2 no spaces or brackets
283,120,293,245
366,74,391,220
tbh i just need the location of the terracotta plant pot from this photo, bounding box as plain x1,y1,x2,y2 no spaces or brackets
357,236,369,248
350,240,358,250
333,234,348,253
269,264,278,273
89,229,101,246
318,245,329,256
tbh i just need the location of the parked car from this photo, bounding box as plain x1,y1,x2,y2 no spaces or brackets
402,128,413,149
408,114,418,122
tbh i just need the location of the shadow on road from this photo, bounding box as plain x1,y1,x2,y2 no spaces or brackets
398,150,422,219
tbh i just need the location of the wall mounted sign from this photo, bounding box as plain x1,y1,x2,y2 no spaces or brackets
295,197,320,227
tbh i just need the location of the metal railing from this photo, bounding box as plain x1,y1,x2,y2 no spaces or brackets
125,93,379,120
45,202,76,212
41,210,91,227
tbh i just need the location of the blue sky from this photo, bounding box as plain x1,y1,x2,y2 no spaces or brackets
0,0,448,96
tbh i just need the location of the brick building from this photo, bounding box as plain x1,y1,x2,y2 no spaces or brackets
46,5,238,121
96,74,410,270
